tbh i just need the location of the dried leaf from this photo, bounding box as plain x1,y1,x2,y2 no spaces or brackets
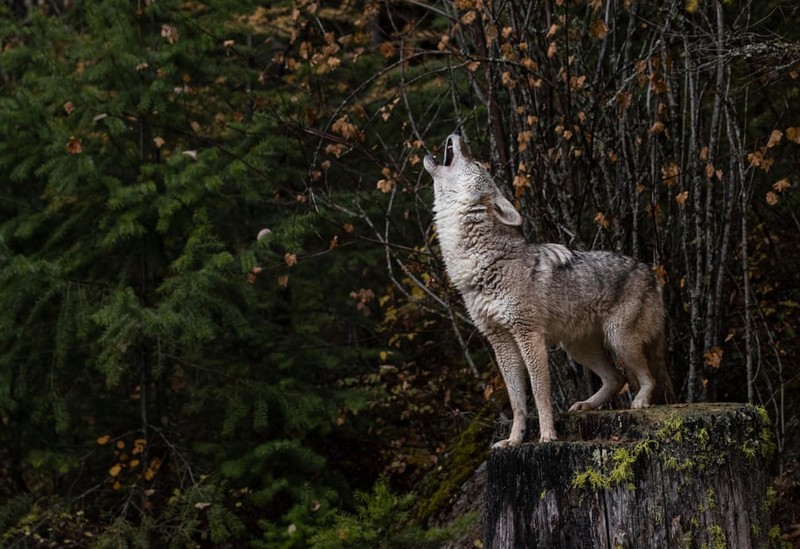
63,101,75,114
649,121,665,135
546,24,559,39
594,211,610,229
332,115,362,141
97,435,111,445
786,127,800,144
461,10,477,25
773,178,791,192
660,162,680,186
589,19,608,39
766,129,783,149
284,253,297,267
109,464,122,477
153,136,165,148
376,178,394,193
703,346,723,368
675,190,689,206
653,264,668,286
765,191,779,206
547,42,557,58
161,24,179,44
66,136,83,154
194,502,212,510
379,41,395,59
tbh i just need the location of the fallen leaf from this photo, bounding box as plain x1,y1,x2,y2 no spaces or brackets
675,190,689,206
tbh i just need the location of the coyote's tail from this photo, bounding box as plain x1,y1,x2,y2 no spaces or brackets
645,335,676,404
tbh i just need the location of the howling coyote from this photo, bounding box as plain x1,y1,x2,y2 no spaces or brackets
424,133,674,447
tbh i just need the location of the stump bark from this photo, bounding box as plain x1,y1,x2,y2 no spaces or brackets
485,403,777,548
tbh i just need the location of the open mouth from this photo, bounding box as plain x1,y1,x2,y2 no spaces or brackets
443,136,455,166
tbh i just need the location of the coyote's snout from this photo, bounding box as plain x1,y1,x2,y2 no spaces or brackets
424,133,674,447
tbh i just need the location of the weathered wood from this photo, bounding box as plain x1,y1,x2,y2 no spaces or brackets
485,403,778,548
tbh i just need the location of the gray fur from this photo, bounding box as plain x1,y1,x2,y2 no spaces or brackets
424,133,674,447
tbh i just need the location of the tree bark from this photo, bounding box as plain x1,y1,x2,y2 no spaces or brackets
485,403,776,548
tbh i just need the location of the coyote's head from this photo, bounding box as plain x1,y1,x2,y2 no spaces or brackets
424,133,522,227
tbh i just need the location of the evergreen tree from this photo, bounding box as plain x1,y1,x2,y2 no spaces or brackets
0,2,382,545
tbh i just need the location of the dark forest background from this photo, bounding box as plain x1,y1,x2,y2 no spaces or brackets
1,0,799,546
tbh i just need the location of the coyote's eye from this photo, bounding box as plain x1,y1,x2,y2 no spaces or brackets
444,137,455,167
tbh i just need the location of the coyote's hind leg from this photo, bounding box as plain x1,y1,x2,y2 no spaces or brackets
565,337,625,412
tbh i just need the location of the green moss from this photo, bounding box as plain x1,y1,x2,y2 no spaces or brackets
572,467,611,490
657,412,685,443
572,439,657,492
703,524,726,549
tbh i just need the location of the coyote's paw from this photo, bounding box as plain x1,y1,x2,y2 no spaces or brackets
492,437,521,449
539,431,557,443
568,400,596,412
631,397,652,409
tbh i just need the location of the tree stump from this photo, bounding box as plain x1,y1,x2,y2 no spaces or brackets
485,403,778,548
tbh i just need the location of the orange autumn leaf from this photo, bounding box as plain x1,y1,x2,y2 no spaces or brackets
66,136,83,154
109,464,122,477
97,435,111,445
773,178,791,192
675,190,689,206
765,191,779,206
786,127,800,144
766,129,783,149
589,19,608,39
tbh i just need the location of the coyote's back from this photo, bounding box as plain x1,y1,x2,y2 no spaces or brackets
424,133,674,447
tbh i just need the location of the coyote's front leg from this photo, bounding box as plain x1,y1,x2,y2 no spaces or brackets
485,329,529,448
513,331,557,442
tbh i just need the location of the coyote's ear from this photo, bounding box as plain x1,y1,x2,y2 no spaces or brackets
493,187,523,227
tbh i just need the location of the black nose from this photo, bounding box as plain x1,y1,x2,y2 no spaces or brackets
444,136,455,166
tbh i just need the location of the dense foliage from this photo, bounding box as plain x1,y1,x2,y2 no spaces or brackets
1,0,799,546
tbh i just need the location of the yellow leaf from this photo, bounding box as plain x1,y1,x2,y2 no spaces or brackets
144,468,155,481
129,459,140,468
109,464,122,477
116,440,125,450
97,435,111,445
